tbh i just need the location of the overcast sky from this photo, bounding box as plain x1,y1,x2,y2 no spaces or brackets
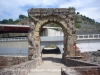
0,0,100,23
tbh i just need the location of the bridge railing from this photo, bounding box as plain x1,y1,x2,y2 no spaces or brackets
0,37,27,41
77,34,100,39
0,34,100,41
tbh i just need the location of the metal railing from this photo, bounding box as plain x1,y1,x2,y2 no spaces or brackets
0,34,100,41
77,34,100,40
0,37,27,41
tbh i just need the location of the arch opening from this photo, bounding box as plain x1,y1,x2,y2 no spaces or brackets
39,22,64,55
36,16,67,58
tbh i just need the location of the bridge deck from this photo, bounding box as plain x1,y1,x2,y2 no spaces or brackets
27,54,65,75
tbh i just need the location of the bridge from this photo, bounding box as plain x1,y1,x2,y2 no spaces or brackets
0,34,100,56
0,35,100,75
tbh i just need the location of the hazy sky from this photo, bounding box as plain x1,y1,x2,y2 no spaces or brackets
0,0,100,22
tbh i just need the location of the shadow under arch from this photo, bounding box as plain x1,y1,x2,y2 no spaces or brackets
41,45,63,64
42,45,61,54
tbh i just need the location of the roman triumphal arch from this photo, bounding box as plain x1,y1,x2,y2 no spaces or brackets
28,8,76,62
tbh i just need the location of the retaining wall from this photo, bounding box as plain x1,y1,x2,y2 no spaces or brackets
61,66,100,75
0,56,28,70
0,57,42,75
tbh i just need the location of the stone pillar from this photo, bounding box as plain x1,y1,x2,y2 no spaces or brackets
66,34,77,56
62,32,69,62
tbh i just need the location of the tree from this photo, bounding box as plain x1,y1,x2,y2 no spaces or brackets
8,19,13,24
2,19,8,24
0,21,2,24
69,7,76,10
19,14,27,20
75,23,81,28
77,12,80,15
13,19,20,24
50,23,59,27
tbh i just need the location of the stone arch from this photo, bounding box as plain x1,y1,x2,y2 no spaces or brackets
28,8,76,61
32,16,68,54
35,15,67,31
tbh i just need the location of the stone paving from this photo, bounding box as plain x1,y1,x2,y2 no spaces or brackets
27,54,65,75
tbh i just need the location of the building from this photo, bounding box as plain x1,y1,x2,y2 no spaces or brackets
40,27,63,36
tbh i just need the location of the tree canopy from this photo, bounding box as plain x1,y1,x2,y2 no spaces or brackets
19,14,28,20
0,14,28,24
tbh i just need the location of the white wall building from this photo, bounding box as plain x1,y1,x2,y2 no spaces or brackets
40,27,63,36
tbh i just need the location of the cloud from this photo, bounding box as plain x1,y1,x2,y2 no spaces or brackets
0,0,63,20
59,0,100,22
0,0,100,23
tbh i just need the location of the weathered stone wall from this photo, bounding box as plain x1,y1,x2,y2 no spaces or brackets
65,57,97,67
0,56,28,70
28,8,76,61
0,56,7,70
61,66,100,75
66,34,80,56
67,43,80,56
81,52,90,61
0,57,42,75
61,56,100,75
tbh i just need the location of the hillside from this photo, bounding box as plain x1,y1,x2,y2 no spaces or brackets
75,14,100,34
16,14,100,35
16,19,29,25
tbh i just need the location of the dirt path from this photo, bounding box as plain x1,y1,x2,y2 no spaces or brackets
27,54,65,75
